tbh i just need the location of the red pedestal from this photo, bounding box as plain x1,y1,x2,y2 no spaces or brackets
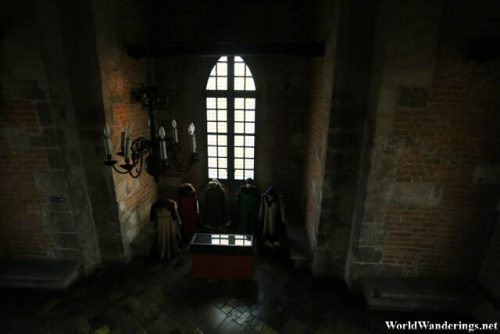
191,254,254,279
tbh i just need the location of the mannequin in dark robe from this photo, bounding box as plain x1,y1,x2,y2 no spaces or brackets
149,197,182,260
237,178,260,235
178,183,199,242
203,179,227,231
258,186,286,248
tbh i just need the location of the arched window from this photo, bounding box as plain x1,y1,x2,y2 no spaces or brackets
206,56,256,181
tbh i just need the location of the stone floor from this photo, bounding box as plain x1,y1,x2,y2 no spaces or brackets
0,248,473,334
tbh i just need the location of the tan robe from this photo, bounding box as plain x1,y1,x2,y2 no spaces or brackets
152,200,182,260
259,194,286,236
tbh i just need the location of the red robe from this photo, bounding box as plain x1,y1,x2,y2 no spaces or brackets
178,183,199,240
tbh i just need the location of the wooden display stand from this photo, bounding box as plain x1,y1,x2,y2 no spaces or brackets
188,233,255,279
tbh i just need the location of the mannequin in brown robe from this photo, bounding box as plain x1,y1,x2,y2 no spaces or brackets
150,198,182,260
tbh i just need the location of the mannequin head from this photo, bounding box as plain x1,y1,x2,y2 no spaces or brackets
245,178,255,188
265,186,277,197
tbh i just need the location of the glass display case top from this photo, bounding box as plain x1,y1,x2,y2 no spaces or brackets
191,233,253,247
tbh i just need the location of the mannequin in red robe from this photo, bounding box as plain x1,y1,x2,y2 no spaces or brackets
178,183,199,243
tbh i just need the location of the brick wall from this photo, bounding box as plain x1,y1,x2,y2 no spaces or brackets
0,1,102,269
0,101,54,258
93,0,157,260
349,0,500,280
154,55,310,220
304,0,337,254
153,0,314,219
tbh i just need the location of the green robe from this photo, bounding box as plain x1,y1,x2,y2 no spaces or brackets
237,185,260,234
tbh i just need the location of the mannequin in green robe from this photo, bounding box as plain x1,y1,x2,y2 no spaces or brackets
237,178,260,235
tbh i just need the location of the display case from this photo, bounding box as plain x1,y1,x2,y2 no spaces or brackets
188,233,255,279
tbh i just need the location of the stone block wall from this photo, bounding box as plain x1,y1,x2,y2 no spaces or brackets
308,0,378,277
0,0,103,270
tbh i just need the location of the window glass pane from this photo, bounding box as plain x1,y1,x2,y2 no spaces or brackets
217,98,227,109
217,63,227,76
246,77,255,91
244,170,254,179
245,122,255,134
234,77,245,90
245,98,255,109
206,98,216,108
218,158,227,168
246,110,255,122
218,169,227,179
245,65,254,77
218,146,227,157
234,158,244,168
207,122,217,133
245,147,254,158
208,146,217,156
209,169,218,178
234,63,245,76
217,135,227,146
234,98,245,109
234,122,244,133
217,109,227,121
245,136,255,147
207,135,217,145
208,158,217,168
206,77,216,90
235,110,244,122
235,147,244,158
217,122,227,133
207,56,256,181
217,77,227,90
235,136,244,146
207,109,217,121
234,169,244,180
245,159,254,169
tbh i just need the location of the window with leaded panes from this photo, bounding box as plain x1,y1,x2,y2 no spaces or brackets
206,56,256,181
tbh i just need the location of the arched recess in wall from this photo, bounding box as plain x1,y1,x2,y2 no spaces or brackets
205,56,256,181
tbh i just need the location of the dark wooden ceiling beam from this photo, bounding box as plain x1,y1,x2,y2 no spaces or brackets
127,41,325,58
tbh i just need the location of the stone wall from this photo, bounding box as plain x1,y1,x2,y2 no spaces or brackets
307,0,378,277
348,0,500,281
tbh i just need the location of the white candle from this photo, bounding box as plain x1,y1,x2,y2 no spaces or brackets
171,119,178,144
103,126,112,158
192,133,197,153
158,126,168,161
187,123,196,153
124,136,131,160
120,124,126,152
160,140,168,161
